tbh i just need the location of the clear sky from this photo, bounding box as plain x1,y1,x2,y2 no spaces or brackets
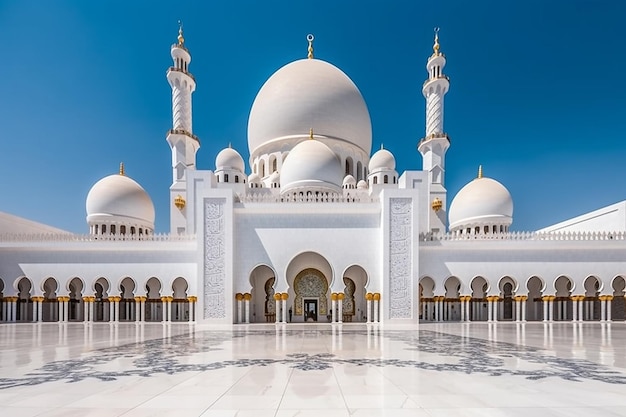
0,0,625,233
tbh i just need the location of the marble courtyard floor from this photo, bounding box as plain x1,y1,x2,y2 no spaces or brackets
1,322,626,416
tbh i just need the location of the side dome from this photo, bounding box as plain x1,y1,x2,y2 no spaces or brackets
215,147,244,172
280,140,342,194
448,175,513,232
86,172,155,232
368,148,396,172
248,58,372,156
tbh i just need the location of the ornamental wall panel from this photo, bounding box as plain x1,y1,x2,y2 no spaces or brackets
389,198,413,318
203,198,226,319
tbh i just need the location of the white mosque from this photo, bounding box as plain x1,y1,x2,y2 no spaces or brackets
1,28,626,326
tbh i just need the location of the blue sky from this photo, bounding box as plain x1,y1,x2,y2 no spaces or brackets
0,0,625,233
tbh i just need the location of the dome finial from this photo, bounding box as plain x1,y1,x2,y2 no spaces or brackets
177,20,185,46
309,127,314,140
307,34,314,59
478,165,483,179
381,143,384,150
433,27,440,55
119,162,125,176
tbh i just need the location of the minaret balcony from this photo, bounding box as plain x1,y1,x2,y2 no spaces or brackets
167,128,200,144
418,133,450,148
423,75,450,87
167,67,195,81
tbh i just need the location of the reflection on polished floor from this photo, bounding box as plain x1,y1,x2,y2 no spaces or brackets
1,322,626,416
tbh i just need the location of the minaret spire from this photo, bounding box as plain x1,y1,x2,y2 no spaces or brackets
418,28,451,233
307,34,314,59
166,23,200,234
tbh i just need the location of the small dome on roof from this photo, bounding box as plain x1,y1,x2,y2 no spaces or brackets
280,140,342,194
215,147,244,172
357,180,368,190
343,174,356,186
368,148,396,172
86,170,155,231
449,171,513,231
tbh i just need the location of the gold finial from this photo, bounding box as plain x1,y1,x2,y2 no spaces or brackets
431,197,443,212
307,34,314,59
119,162,125,176
433,27,440,55
177,20,185,46
309,127,314,139
478,165,483,179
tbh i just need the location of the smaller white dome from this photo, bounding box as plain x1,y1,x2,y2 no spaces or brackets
368,148,396,172
248,173,261,184
280,140,342,194
86,173,155,229
343,175,356,186
448,176,513,231
357,180,368,190
215,147,244,172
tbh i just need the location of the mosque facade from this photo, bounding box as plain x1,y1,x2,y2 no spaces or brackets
1,29,626,325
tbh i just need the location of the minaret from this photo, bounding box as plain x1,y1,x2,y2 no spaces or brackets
418,28,450,233
166,23,199,234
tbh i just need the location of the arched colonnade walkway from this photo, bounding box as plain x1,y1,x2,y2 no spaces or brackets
420,275,626,322
0,276,197,323
238,252,381,324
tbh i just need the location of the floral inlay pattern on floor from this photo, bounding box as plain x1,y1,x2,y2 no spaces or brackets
1,328,625,389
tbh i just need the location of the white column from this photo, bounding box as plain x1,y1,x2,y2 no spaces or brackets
492,298,499,322
275,298,281,324
37,299,43,322
236,297,243,323
466,298,471,321
542,298,549,322
140,298,146,322
487,299,493,322
572,298,578,322
434,299,439,321
548,297,554,321
515,298,521,322
331,298,337,323
281,299,287,323
373,299,380,323
135,300,141,322
83,300,89,322
11,299,17,322
600,297,607,322
244,297,250,323
607,297,612,321
167,298,172,322
521,299,527,322
460,299,465,321
579,298,584,321
366,299,372,323
338,298,343,323
113,299,119,322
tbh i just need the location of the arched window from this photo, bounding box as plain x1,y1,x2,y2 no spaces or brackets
94,225,99,234
120,225,126,235
393,176,396,184
373,177,378,185
383,175,388,184
102,225,107,234
111,225,116,235
224,174,229,183
235,175,239,183
272,158,277,173
131,226,136,235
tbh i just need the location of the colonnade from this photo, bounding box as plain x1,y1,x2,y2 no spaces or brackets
421,294,622,322
0,295,197,323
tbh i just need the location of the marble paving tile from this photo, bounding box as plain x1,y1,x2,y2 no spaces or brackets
1,322,626,416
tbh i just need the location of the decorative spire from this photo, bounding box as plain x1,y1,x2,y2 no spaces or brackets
309,127,314,139
307,34,314,59
381,143,384,150
177,20,185,46
478,165,483,179
119,162,125,176
432,27,440,56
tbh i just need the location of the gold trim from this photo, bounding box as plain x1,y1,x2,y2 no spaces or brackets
307,34,314,59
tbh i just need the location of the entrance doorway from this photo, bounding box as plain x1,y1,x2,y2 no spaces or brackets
304,299,318,322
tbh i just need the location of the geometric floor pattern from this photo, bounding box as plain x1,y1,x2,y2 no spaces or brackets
1,322,626,416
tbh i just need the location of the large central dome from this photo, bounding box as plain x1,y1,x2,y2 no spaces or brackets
247,58,372,157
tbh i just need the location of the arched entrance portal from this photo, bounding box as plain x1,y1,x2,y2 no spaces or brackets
342,265,368,322
249,264,276,323
286,252,333,323
294,268,329,322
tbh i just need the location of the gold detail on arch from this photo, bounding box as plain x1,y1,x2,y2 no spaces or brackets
293,268,328,316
